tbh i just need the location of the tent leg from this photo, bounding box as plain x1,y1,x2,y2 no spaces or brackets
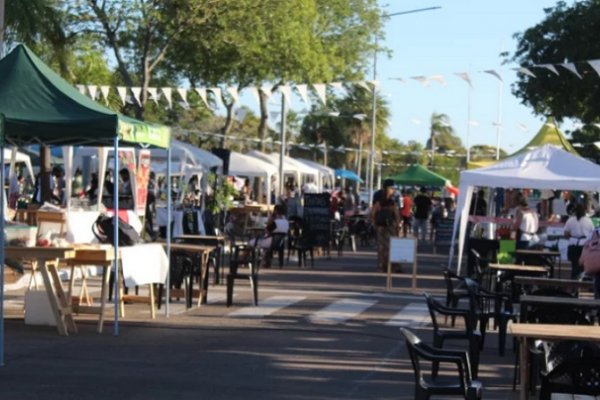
113,137,120,336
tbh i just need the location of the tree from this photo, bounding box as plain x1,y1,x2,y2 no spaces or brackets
508,1,600,124
70,0,226,119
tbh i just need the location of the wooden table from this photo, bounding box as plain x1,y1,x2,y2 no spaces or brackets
509,323,600,400
513,276,593,293
489,263,548,274
5,247,76,335
514,249,561,278
177,235,225,284
519,295,600,323
162,242,216,307
66,246,115,333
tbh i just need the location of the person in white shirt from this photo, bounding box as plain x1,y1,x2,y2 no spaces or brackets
564,203,595,278
514,196,539,249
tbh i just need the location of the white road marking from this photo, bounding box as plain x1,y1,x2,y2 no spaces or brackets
385,302,429,327
228,295,306,318
309,298,377,324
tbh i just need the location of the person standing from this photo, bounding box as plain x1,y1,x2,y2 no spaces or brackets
413,187,432,241
371,180,401,272
564,203,594,279
514,196,539,250
400,189,413,238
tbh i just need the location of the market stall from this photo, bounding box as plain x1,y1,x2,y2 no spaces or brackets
246,150,319,190
296,158,335,190
228,151,278,205
388,164,450,187
0,45,172,356
450,145,600,274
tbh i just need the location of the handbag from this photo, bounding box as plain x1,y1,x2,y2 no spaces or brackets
92,214,140,246
579,230,600,274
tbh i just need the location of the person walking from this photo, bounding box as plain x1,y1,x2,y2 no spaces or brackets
413,187,432,241
371,180,400,272
400,189,413,238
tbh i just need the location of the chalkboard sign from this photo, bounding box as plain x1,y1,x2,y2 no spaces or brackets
303,193,331,247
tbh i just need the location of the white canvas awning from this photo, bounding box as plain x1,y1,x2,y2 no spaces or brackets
296,158,335,190
228,151,278,204
450,144,600,274
246,150,319,188
150,139,222,171
3,148,34,179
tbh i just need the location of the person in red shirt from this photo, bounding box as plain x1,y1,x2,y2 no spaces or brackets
400,189,413,238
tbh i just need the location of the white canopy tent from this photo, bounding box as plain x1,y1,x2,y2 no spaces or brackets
3,148,34,179
246,150,320,190
228,151,278,205
450,145,600,274
150,139,222,171
297,158,335,190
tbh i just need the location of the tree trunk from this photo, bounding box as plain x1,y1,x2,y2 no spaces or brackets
258,91,269,151
221,99,235,148
40,146,52,203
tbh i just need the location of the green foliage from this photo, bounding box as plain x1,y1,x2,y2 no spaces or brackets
205,174,238,214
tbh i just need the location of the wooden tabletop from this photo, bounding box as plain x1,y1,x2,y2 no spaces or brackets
489,263,547,273
69,247,116,265
520,295,600,308
514,249,560,257
510,323,600,341
163,242,216,253
514,276,593,289
5,246,76,260
177,235,225,242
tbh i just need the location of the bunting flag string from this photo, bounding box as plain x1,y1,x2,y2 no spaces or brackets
75,57,600,112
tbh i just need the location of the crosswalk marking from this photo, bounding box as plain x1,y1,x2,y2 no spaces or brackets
385,303,429,327
309,298,377,324
228,295,306,318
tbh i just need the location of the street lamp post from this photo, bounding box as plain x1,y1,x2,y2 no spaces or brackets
367,6,441,204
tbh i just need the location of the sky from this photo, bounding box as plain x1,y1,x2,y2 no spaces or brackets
375,0,569,153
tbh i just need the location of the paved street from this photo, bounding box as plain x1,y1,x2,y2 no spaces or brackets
3,246,520,399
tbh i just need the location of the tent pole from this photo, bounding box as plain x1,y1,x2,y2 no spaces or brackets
113,137,119,336
278,93,287,197
0,131,5,366
166,147,171,317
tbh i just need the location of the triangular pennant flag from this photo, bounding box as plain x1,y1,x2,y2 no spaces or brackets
518,123,529,132
312,83,327,105
76,84,86,95
87,85,98,100
428,75,447,86
194,88,209,108
279,85,292,106
147,87,159,105
588,60,600,78
329,82,343,90
355,81,372,91
454,72,473,87
388,77,406,83
368,80,380,88
248,87,260,104
117,86,127,105
209,87,223,108
234,108,248,123
559,63,582,79
411,76,429,87
269,111,280,120
483,69,503,82
295,84,309,103
100,85,110,104
259,86,272,100
593,123,600,129
130,87,142,106
513,67,537,78
226,87,239,104
177,87,188,105
161,87,173,109
536,64,560,76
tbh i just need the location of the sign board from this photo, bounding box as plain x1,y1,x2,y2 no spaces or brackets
302,193,331,248
387,237,417,291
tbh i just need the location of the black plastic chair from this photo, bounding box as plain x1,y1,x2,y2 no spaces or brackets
424,293,481,379
226,245,259,307
400,327,483,400
442,268,470,326
539,341,600,400
464,278,515,356
286,220,314,268
263,232,287,268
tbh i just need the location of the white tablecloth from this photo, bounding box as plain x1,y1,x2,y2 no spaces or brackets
120,243,168,287
156,208,205,237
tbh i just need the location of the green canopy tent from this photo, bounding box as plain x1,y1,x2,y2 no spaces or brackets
512,116,578,156
0,44,173,360
388,164,450,187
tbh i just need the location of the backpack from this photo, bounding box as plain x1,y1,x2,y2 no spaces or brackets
579,230,600,274
92,214,140,246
